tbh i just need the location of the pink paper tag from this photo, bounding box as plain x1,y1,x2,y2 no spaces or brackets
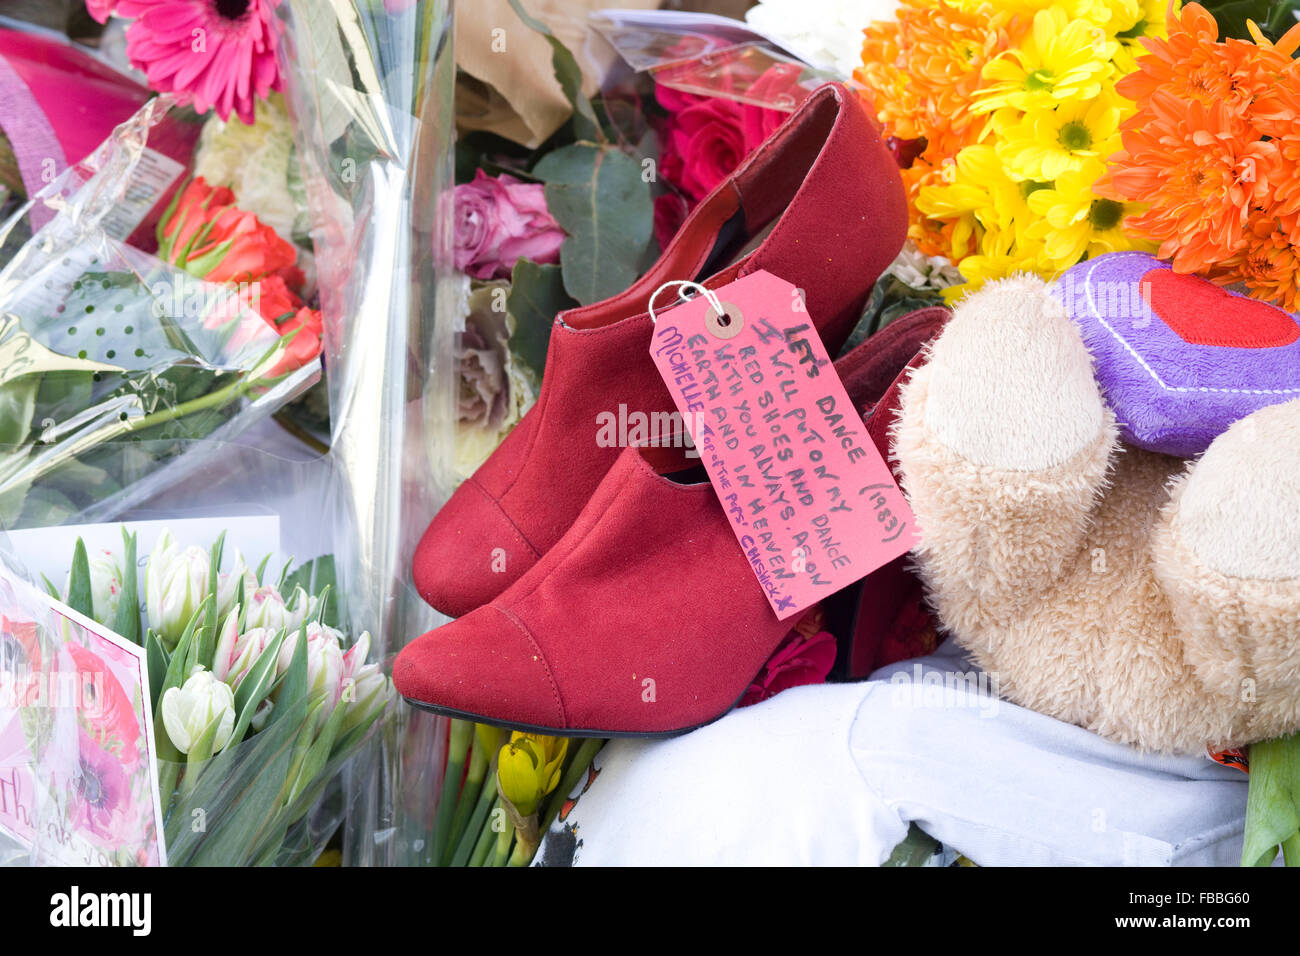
649,270,917,619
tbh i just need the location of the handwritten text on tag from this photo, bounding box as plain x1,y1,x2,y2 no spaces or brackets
649,270,916,619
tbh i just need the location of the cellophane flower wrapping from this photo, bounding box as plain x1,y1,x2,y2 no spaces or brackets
0,96,319,531
274,1,458,864
0,446,386,866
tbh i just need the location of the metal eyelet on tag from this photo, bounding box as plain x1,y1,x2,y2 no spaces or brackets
705,302,744,339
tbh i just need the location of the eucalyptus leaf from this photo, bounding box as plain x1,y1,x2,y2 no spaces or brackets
533,144,654,306
507,259,575,374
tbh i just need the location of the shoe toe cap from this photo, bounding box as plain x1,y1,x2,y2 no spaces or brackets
412,478,540,617
394,605,567,731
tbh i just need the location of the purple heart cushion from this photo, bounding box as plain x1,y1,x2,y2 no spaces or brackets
1054,252,1300,457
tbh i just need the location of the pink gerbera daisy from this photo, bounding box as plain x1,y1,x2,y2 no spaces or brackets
107,0,283,125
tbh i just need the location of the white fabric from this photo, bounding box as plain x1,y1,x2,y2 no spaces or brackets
537,640,1249,866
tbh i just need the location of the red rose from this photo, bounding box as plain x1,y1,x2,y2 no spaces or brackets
659,94,749,203
653,193,690,251
655,63,806,204
739,629,838,707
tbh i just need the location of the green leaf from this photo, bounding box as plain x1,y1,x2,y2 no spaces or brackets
167,594,211,701
1242,733,1300,866
281,555,340,628
533,144,654,306
507,0,603,143
1200,0,1300,39
66,538,94,619
255,553,271,586
287,695,349,805
270,621,310,728
195,530,225,671
229,629,288,745
40,573,60,600
0,377,38,447
145,631,169,708
164,693,306,866
113,528,141,645
508,259,576,374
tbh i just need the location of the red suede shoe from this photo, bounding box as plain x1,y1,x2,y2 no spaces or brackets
394,308,948,736
413,82,908,618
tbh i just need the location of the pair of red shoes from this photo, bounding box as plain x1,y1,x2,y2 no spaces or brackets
394,84,945,736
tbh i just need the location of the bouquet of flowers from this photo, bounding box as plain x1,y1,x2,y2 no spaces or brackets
56,526,393,865
0,98,320,530
855,0,1166,292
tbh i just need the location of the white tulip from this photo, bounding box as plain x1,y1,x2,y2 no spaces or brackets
69,547,128,626
212,614,275,689
277,622,345,705
244,584,316,635
145,530,209,646
160,666,237,755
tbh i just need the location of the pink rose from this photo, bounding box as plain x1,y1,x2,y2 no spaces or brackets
739,629,838,707
453,170,566,280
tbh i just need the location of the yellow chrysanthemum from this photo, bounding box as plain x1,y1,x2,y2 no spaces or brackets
1025,159,1155,267
975,7,1118,112
993,91,1123,181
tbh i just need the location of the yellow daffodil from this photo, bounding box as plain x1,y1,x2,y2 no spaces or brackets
993,92,1124,181
496,732,568,817
975,7,1118,113
1025,160,1154,267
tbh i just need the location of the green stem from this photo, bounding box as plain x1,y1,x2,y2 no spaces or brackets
157,760,180,818
1283,832,1300,867
430,719,474,866
540,737,604,832
129,374,251,435
507,833,537,867
450,767,498,867
490,824,513,867
468,800,500,867
443,741,490,865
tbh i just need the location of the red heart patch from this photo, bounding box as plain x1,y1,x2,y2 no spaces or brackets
1141,268,1300,348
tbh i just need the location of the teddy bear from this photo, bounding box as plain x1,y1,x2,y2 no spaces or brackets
892,273,1300,754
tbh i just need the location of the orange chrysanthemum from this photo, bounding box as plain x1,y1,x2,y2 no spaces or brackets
1219,214,1300,310
1103,3,1300,292
856,0,1023,255
857,0,1021,155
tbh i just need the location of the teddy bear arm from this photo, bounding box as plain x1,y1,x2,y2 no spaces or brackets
892,276,1117,625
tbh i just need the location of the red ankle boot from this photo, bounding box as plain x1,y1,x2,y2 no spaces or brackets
394,309,948,736
413,83,908,618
